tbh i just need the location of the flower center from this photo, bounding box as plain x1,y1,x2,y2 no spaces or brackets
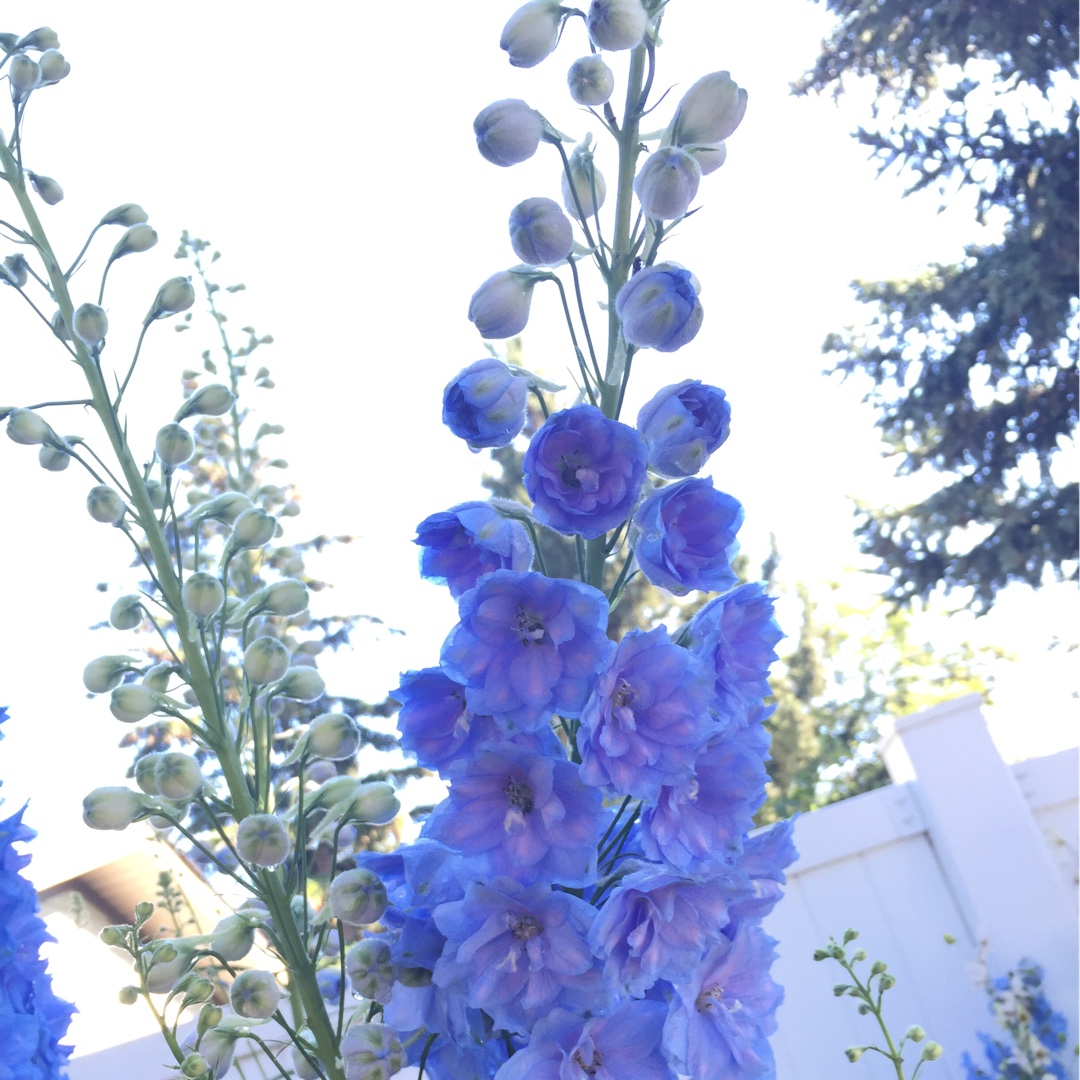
509,913,543,941
558,454,600,492
515,606,547,645
573,1048,604,1076
612,679,636,708
504,777,535,815
696,983,724,1012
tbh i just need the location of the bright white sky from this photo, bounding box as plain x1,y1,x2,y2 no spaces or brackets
0,0,1075,848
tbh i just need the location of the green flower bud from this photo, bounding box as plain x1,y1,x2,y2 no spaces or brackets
110,684,159,723
340,1023,406,1080
38,440,71,471
38,49,70,83
174,384,235,422
842,929,859,944
230,969,282,1019
921,1042,943,1061
118,985,140,1005
275,666,325,702
110,223,158,261
83,654,139,693
265,578,308,615
147,276,196,321
145,940,195,993
851,949,867,962
141,662,172,692
83,786,143,830
244,636,290,685
181,977,216,1006
100,203,148,227
155,423,195,466
567,55,614,106
943,933,956,945
110,594,144,630
845,1047,865,1063
351,781,400,826
6,408,53,445
180,1053,209,1078
18,27,60,50
9,55,41,93
73,302,108,350
197,1003,223,1039
236,813,290,868
145,478,167,509
134,900,155,924
154,752,202,800
186,490,252,525
329,868,388,926
87,484,126,524
28,170,63,204
879,972,895,990
135,752,164,795
210,913,255,962
905,1025,926,1043
309,713,360,761
100,926,127,948
182,573,225,619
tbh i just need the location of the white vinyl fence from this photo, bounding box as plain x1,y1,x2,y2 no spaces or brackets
763,693,1079,1080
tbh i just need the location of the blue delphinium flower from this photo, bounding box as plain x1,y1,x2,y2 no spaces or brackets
637,379,731,478
433,877,608,1035
0,708,76,1080
415,501,534,599
523,405,647,539
615,263,703,352
633,477,743,596
728,817,799,923
442,358,530,450
424,742,603,886
441,570,613,732
474,99,544,167
468,272,537,339
495,1001,676,1080
509,196,573,265
578,626,716,799
663,921,783,1079
686,583,784,724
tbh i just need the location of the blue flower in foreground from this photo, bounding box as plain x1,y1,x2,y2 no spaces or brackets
0,709,76,1080
415,501,534,599
634,477,743,596
728,817,799,923
433,877,607,1036
663,921,783,1079
496,1001,676,1080
578,626,716,799
523,405,647,539
442,359,529,450
616,263,703,353
441,570,612,732
637,380,731,479
425,742,603,886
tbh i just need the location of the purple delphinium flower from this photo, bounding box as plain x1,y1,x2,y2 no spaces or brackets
616,263,703,353
496,1001,676,1080
728,818,799,923
425,742,604,886
442,359,530,450
637,380,731,479
523,405,647,539
433,877,608,1035
589,865,742,995
468,272,537,339
509,196,574,265
578,626,716,799
415,501,534,599
633,478,743,596
634,145,701,221
663,921,783,1079
441,570,613,732
686,583,783,724
640,726,769,874
474,99,544,167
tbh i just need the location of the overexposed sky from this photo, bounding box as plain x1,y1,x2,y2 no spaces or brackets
0,0,1075,841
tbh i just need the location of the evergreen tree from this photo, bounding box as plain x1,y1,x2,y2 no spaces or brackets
794,1,1079,612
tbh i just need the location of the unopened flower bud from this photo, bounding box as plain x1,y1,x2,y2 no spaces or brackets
264,578,308,615
0,253,29,288
230,969,281,1020
244,636,290,685
474,99,544,167
210,914,255,962
468,270,535,339
147,276,195,321
615,261,703,352
500,0,563,68
187,490,252,525
145,478,167,509
83,654,138,693
38,440,71,471
145,940,195,993
586,0,648,51
110,594,144,630
634,145,701,220
9,55,41,93
38,49,70,83
921,1042,943,1061
845,1047,865,1063
174,384,235,422
236,813,290,868
182,573,225,619
308,713,361,761
180,1053,209,1079
509,196,573,265
670,71,747,146
6,408,53,445
110,223,158,261
691,140,727,175
134,900,155,924
110,684,159,723
27,170,62,204
100,203,148,227
100,926,127,947
292,1039,321,1080
275,666,325,702
567,54,615,105
197,1003,223,1039
155,752,202,800
155,423,194,466
561,140,606,221
135,753,163,795
228,507,277,552
351,781,400,826
118,985,140,1005
345,938,394,1003
73,303,108,350
905,1025,926,1043
340,1024,406,1080
329,868,388,926
18,27,59,50
83,786,143,830
87,484,126,524
181,977,216,1007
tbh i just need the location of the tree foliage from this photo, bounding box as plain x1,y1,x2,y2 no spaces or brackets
795,0,1079,611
